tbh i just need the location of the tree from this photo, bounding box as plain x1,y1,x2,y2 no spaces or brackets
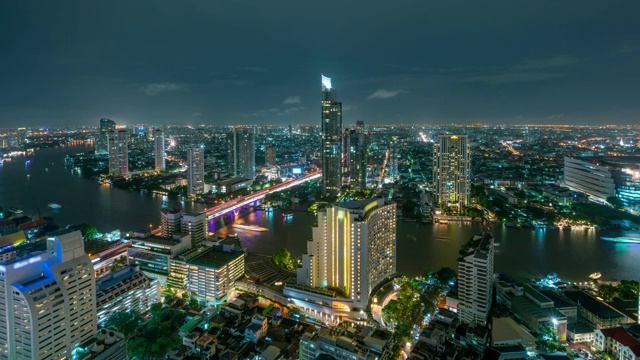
71,223,98,239
434,267,457,287
127,337,148,359
104,310,144,337
597,284,617,301
149,302,163,315
272,248,296,271
109,256,128,272
616,280,639,299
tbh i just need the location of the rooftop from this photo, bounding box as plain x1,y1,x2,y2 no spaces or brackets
564,290,627,320
188,247,243,269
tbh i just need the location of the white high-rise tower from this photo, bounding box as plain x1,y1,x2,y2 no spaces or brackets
187,146,205,196
458,232,494,325
108,130,129,177
154,128,165,171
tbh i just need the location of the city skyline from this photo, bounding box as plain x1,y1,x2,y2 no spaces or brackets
1,1,639,127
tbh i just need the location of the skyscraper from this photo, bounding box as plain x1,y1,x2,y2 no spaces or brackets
387,137,399,180
265,144,277,167
458,232,494,325
108,130,129,176
96,118,116,154
294,198,396,309
0,229,97,359
433,134,470,209
321,74,343,196
187,146,205,196
227,127,256,181
344,121,367,191
154,128,165,171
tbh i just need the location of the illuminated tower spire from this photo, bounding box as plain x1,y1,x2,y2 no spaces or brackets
320,74,343,196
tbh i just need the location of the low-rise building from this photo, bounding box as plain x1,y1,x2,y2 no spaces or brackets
95,265,160,325
127,231,191,285
299,325,393,360
245,314,268,343
77,329,127,360
185,246,244,306
594,327,640,360
564,290,634,329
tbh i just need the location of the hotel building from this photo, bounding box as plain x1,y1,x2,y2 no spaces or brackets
285,198,396,321
0,229,96,360
458,232,494,325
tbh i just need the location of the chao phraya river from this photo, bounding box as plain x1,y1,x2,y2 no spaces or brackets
2,145,639,282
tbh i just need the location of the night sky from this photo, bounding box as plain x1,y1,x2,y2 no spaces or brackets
1,0,638,127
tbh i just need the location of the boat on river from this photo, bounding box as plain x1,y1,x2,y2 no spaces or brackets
9,207,23,214
48,203,62,209
601,236,640,244
232,224,269,232
589,272,602,280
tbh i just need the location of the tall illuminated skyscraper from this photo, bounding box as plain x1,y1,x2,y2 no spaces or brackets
388,137,399,181
154,128,165,171
0,229,97,359
265,145,277,167
227,127,256,181
321,74,343,196
187,146,205,196
293,198,396,309
96,118,116,154
433,134,470,209
344,121,367,191
108,130,129,177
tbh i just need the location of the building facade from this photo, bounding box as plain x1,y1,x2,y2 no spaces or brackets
161,208,183,238
433,135,470,209
108,130,129,177
95,265,160,325
155,128,165,171
294,198,396,310
594,327,640,360
127,232,192,286
458,232,494,325
181,212,207,247
227,127,256,181
0,229,96,360
321,75,343,196
299,326,393,360
96,118,115,154
387,137,399,181
187,146,205,196
265,145,277,167
344,121,367,191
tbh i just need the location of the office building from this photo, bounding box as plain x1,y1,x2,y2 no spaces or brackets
127,231,192,286
287,198,395,319
0,229,96,360
187,146,205,196
96,118,116,154
433,134,470,209
95,265,160,325
161,208,182,238
182,246,244,306
564,156,640,212
227,127,256,181
155,128,165,171
265,144,277,167
387,137,399,180
458,232,494,325
321,74,343,196
181,212,207,247
299,325,393,360
108,130,129,177
344,121,367,191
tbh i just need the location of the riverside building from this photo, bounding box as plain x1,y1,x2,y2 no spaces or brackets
285,198,396,321
187,146,205,196
433,134,470,209
108,130,129,177
0,229,96,360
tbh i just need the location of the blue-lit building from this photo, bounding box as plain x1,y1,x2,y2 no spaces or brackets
564,156,640,213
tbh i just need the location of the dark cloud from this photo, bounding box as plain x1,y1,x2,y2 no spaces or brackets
0,0,638,126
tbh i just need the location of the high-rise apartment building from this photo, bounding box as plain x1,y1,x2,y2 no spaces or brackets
0,229,96,359
321,75,343,196
344,121,367,191
181,212,207,247
96,118,116,154
458,232,494,325
227,127,256,181
291,198,396,310
265,144,277,167
155,128,165,171
187,146,205,196
433,134,470,208
108,130,129,177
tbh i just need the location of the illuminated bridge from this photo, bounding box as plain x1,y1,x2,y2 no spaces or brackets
201,171,322,221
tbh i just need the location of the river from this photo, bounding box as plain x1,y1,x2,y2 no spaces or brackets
1,145,639,282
